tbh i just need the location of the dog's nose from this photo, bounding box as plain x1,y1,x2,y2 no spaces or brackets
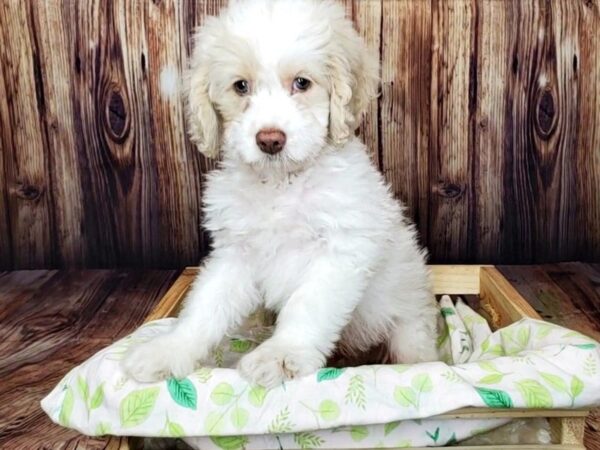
256,129,286,155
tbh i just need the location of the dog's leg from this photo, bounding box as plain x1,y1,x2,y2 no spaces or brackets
122,250,259,382
238,253,371,387
387,309,439,364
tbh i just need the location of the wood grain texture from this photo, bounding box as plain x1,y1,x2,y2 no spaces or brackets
380,0,431,248
0,0,55,268
428,0,475,262
429,264,485,295
0,0,599,269
575,0,600,262
0,269,179,449
497,263,600,341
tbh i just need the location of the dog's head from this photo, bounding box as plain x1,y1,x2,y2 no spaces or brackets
185,0,379,168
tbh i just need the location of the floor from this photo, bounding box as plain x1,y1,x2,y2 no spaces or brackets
0,264,598,449
0,269,180,449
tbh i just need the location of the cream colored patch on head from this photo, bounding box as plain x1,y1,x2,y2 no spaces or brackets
160,65,179,99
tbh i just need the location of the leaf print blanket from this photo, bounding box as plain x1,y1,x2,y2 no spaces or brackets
41,296,600,448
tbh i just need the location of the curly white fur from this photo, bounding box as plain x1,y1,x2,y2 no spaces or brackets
123,0,439,388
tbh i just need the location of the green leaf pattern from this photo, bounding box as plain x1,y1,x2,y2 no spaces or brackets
317,367,345,382
58,386,74,426
268,406,294,433
119,387,160,428
210,436,249,450
345,374,366,409
516,379,553,408
475,387,513,408
294,431,324,449
167,377,197,410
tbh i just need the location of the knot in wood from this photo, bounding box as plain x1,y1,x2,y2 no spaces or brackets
436,182,464,199
104,89,130,143
535,88,557,139
13,182,42,201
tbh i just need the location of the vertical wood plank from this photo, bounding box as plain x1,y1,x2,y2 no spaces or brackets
70,0,159,267
380,0,432,246
497,0,584,263
0,1,54,269
29,1,87,267
575,0,600,262
63,0,111,266
107,0,157,267
533,0,580,261
0,67,13,268
498,1,542,263
428,0,475,262
471,0,511,261
351,0,382,166
147,0,204,267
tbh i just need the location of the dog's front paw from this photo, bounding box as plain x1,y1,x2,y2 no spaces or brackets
237,341,324,388
122,335,198,382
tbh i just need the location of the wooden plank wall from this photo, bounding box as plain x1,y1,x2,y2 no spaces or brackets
0,0,598,269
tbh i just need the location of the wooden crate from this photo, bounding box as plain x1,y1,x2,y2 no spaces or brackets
110,265,589,449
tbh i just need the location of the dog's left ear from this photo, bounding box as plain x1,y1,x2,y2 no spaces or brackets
327,10,380,146
184,23,222,159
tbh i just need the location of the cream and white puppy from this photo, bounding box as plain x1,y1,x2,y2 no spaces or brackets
123,0,439,388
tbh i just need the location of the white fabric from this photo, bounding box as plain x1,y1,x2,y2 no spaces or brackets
41,296,600,448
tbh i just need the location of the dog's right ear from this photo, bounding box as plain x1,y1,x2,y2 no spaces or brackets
184,41,220,159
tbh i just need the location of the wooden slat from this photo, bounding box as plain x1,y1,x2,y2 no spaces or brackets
584,408,600,450
152,266,486,311
0,75,11,268
471,0,511,261
380,446,583,450
532,0,580,262
430,264,485,295
437,408,589,420
380,0,431,242
30,1,87,267
575,0,600,262
495,0,584,263
428,0,475,262
144,267,198,322
479,266,542,328
147,0,204,267
550,417,586,446
495,0,539,261
89,0,157,267
0,1,54,268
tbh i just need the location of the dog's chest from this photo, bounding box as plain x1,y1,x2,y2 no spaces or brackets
245,178,316,239
208,172,327,249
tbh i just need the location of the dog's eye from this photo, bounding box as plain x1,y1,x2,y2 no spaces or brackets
233,80,250,95
293,77,311,92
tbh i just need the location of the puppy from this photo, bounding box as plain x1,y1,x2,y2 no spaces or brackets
123,0,439,388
